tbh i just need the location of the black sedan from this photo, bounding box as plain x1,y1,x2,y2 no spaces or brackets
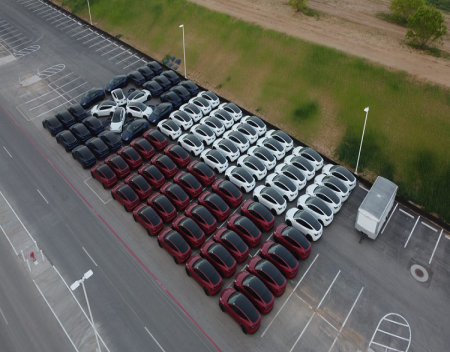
178,81,199,96
127,71,146,87
69,123,92,143
80,88,105,109
98,131,122,152
147,61,163,75
160,91,182,108
85,137,110,159
72,145,96,169
148,103,173,124
56,130,79,152
142,80,163,97
105,75,128,93
153,75,171,91
67,104,88,122
169,85,190,102
83,117,104,136
137,66,155,81
121,119,149,143
162,70,181,85
55,111,76,129
42,116,64,136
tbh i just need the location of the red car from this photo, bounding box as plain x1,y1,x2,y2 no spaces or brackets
212,179,243,207
151,154,178,178
241,200,275,232
130,138,156,160
219,288,261,335
246,256,287,297
111,183,140,212
172,215,205,248
260,240,299,279
198,191,230,222
125,174,152,200
118,146,143,169
90,163,117,189
234,271,274,315
146,193,177,222
174,172,202,198
213,228,249,263
105,154,130,179
157,229,191,264
132,204,163,236
273,224,311,260
186,255,223,296
200,240,237,278
160,183,189,210
227,214,261,248
144,129,168,150
185,203,217,235
164,144,191,168
138,164,165,189
187,160,215,186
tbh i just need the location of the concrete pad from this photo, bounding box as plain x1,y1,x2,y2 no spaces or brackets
20,74,41,87
0,54,16,65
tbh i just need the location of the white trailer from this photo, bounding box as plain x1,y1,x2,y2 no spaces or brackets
355,176,397,240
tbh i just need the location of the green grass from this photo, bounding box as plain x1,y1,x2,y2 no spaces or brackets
375,12,408,26
407,42,450,60
426,0,450,11
58,0,450,223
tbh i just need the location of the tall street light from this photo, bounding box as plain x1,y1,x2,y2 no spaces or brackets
87,0,93,25
179,24,186,78
70,270,101,352
355,107,369,175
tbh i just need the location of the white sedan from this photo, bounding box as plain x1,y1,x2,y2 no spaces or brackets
190,124,216,146
237,155,267,181
111,88,127,106
285,208,323,242
265,130,293,152
232,123,258,144
257,137,285,160
314,174,349,202
197,91,220,108
321,164,357,190
199,116,225,137
241,115,266,136
218,102,242,121
297,194,334,226
306,184,342,214
225,166,255,193
169,110,193,131
91,100,117,118
189,96,212,115
200,149,229,174
178,133,205,156
212,138,240,162
247,146,276,171
180,103,203,122
157,119,182,140
222,131,250,153
110,107,126,133
253,186,287,215
275,163,307,190
292,146,323,171
284,155,315,181
127,89,152,104
210,109,234,129
126,101,153,119
265,173,298,201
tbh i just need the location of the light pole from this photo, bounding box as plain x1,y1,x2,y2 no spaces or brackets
70,270,101,352
355,107,369,175
179,24,186,78
87,0,93,25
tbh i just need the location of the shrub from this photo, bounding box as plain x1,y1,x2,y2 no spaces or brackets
289,0,308,12
390,0,425,22
406,5,447,48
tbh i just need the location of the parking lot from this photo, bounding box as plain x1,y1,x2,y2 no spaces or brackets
1,0,450,351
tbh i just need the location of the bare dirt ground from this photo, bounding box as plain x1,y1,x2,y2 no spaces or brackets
188,0,450,88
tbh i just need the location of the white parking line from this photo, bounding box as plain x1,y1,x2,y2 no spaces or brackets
66,25,83,34
0,224,18,255
381,203,398,234
116,53,136,65
109,49,130,60
100,44,120,55
84,177,109,205
399,208,414,218
36,8,53,16
82,247,98,266
369,313,411,352
71,28,89,37
289,312,315,352
4,32,23,41
30,82,86,111
42,10,57,19
144,327,166,352
123,57,142,69
97,43,114,53
6,36,27,45
37,189,49,204
58,21,76,30
359,185,369,192
90,39,108,48
0,305,8,325
2,146,11,158
51,16,70,25
77,31,94,41
317,270,340,308
45,13,63,21
32,4,47,12
84,34,102,44
0,27,12,35
421,222,437,232
429,229,443,264
404,216,420,248
35,99,72,118
0,30,18,38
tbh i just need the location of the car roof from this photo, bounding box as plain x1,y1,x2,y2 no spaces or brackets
262,187,284,204
255,260,285,285
193,161,213,176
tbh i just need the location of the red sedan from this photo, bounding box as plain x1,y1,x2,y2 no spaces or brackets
234,271,274,314
200,240,237,278
174,171,202,198
160,183,189,210
273,224,311,260
213,228,249,263
90,163,117,189
241,200,275,232
227,214,261,248
185,203,217,235
111,183,140,212
146,193,177,222
246,256,287,297
198,191,230,222
130,137,156,160
212,179,243,207
138,164,165,189
144,129,168,150
260,240,299,279
125,174,152,200
151,154,178,178
219,288,261,334
164,144,191,168
118,146,143,169
186,255,223,296
172,215,205,249
132,204,163,236
105,154,130,179
187,160,215,186
157,229,191,264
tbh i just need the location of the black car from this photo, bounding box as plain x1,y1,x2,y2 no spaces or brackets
86,137,110,159
137,66,155,81
55,111,76,129
80,88,105,109
148,103,173,124
121,119,149,143
105,75,128,93
147,61,163,75
153,75,171,91
178,81,199,96
56,130,79,152
160,91,182,108
127,71,146,87
69,123,92,143
42,116,64,136
72,145,96,169
142,80,163,97
83,117,104,136
67,104,88,122
169,85,190,102
98,131,122,152
162,70,181,85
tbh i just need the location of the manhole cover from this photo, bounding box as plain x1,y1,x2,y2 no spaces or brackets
410,264,428,282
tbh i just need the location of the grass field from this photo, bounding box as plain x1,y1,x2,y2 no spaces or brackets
59,0,450,223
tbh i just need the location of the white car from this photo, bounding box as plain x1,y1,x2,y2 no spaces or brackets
189,96,212,115
109,107,126,133
212,138,240,162
292,146,323,171
314,174,349,202
257,137,285,160
222,131,250,153
127,89,152,104
265,130,293,152
232,123,258,144
297,195,334,227
200,149,229,174
225,166,256,193
321,164,357,191
237,155,267,181
111,88,127,106
241,115,266,136
190,124,216,146
285,208,323,242
247,146,276,171
169,110,193,131
218,102,242,121
265,173,298,201
197,91,220,108
275,163,307,190
178,133,205,156
91,100,117,118
126,101,153,119
157,119,182,140
199,116,225,137
210,109,234,129
306,184,342,214
253,186,287,215
180,103,203,122
284,155,315,181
